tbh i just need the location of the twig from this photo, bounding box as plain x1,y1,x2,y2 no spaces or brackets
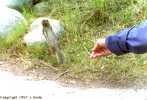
39,60,59,71
55,69,70,80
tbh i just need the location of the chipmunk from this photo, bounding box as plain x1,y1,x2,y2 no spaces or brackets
41,19,64,64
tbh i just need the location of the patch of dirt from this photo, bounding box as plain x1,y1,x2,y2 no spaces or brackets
0,58,105,88
0,58,146,89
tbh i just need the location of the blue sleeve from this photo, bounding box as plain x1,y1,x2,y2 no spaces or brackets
106,20,147,55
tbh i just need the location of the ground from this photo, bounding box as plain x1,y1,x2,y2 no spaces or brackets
0,58,104,88
0,60,147,100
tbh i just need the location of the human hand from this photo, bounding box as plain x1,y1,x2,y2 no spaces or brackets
90,38,112,59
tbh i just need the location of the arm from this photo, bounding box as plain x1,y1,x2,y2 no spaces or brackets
43,29,49,42
106,21,147,55
91,20,147,58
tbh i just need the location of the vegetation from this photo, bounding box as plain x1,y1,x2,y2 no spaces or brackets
1,0,147,87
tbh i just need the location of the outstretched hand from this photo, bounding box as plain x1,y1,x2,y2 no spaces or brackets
90,39,112,59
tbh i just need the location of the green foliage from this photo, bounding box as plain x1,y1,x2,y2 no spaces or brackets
91,0,105,9
0,23,27,48
104,0,136,12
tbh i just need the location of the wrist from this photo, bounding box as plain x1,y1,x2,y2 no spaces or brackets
96,38,107,48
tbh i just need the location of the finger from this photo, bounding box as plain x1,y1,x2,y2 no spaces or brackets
90,51,111,59
90,52,95,58
90,52,103,59
96,51,112,57
92,53,103,59
90,49,104,58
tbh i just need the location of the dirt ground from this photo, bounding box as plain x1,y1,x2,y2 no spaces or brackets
0,59,147,100
0,57,146,89
0,58,102,88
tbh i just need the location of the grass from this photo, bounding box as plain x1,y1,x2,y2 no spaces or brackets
0,23,27,48
1,0,147,87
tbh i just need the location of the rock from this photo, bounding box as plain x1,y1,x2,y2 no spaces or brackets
0,0,32,11
0,7,26,38
33,2,50,16
24,28,46,45
24,17,64,45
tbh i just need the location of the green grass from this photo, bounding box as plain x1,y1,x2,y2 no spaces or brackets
1,0,147,87
0,23,27,48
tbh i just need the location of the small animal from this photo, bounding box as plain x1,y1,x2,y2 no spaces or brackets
24,17,65,64
41,19,65,64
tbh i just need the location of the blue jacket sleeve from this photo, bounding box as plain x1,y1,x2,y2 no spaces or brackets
106,21,147,55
